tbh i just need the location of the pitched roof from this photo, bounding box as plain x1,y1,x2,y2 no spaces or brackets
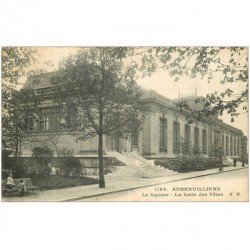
24,71,57,90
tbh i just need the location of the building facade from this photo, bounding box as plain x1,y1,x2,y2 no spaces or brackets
138,90,246,159
20,75,248,174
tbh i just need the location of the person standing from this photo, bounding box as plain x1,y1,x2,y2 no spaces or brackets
18,180,27,196
233,159,237,167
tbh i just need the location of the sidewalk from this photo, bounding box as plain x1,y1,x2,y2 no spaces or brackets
2,165,247,202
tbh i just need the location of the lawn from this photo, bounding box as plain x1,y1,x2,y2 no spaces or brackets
26,174,99,190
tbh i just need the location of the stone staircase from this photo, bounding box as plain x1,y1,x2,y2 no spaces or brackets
106,151,176,178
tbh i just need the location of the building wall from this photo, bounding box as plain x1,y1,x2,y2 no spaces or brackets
140,101,244,160
21,133,83,156
20,91,246,166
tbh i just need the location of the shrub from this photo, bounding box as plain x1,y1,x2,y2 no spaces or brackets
58,147,84,177
14,158,27,178
32,146,53,175
192,145,201,156
206,157,220,168
181,138,192,155
157,143,226,172
155,155,221,172
60,156,83,177
154,159,173,169
209,144,223,158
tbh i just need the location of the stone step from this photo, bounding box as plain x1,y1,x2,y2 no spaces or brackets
139,166,171,172
109,168,171,175
106,151,178,178
107,167,176,178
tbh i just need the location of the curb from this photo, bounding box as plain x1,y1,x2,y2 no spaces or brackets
61,167,247,202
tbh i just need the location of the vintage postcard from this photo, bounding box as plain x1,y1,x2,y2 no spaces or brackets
1,46,248,202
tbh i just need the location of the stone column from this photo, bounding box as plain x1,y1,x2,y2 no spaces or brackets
233,135,237,157
143,111,159,156
123,138,131,153
226,132,229,157
223,131,227,155
235,136,238,157
167,116,174,158
229,133,232,156
239,137,242,157
179,119,185,154
143,112,152,156
232,135,235,156
152,114,160,156
231,134,234,157
179,119,185,141
238,136,240,157
138,131,144,155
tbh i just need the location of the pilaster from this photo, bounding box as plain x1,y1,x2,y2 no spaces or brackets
166,115,174,158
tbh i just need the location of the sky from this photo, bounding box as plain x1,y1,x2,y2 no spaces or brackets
23,47,248,136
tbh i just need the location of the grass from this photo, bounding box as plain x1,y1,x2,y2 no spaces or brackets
25,174,99,190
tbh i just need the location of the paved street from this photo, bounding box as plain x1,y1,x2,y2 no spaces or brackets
83,168,249,202
2,166,248,202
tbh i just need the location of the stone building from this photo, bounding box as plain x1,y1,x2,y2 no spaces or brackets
20,74,247,174
139,90,246,160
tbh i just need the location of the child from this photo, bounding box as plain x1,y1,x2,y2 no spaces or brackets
6,174,15,189
18,180,27,196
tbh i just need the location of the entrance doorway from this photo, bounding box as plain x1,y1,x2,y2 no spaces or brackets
107,136,123,153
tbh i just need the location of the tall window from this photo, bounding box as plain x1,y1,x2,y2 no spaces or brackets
234,137,236,156
202,129,207,154
37,107,60,131
173,121,180,154
194,127,199,147
185,124,190,142
230,136,233,155
214,130,220,148
159,118,167,153
226,136,229,155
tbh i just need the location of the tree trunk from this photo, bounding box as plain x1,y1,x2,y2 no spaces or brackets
98,133,105,188
13,135,19,175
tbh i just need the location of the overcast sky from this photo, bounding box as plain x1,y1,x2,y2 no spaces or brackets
25,47,248,136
